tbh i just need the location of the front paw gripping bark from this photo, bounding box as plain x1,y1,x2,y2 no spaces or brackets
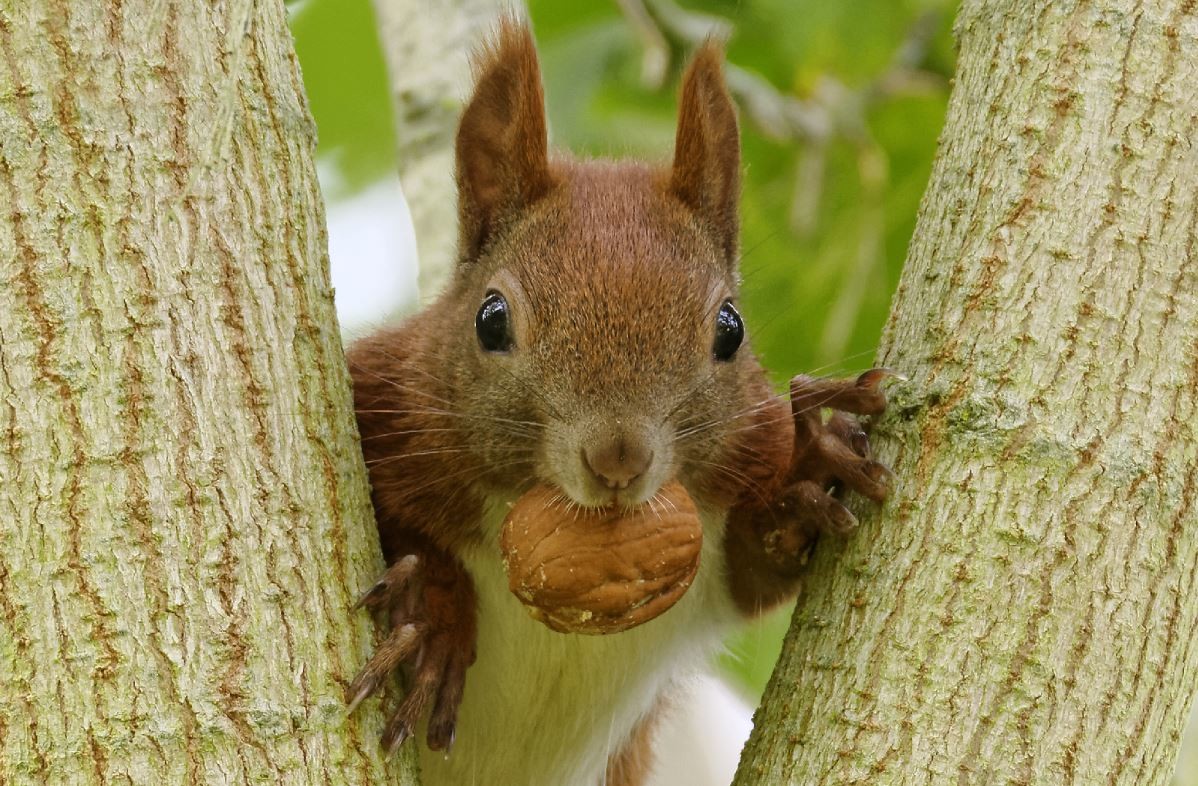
348,536,477,754
724,369,895,612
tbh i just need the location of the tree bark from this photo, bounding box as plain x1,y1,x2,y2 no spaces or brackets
1177,705,1198,785
370,0,519,301
0,1,417,783
735,1,1198,784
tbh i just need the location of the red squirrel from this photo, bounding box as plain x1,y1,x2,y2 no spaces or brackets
345,19,891,786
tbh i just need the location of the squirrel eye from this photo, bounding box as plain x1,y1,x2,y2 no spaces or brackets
712,300,744,361
476,291,514,352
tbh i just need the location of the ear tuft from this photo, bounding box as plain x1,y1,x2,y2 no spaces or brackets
455,16,553,261
670,40,741,265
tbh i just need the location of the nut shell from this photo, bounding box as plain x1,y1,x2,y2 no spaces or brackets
500,482,702,634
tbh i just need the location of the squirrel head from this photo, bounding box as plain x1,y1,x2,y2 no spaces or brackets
440,19,779,510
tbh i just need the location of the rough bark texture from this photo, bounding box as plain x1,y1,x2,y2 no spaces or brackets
735,1,1198,784
370,0,520,301
0,2,417,783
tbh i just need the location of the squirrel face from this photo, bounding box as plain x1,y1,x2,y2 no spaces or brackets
444,22,759,510
463,162,749,507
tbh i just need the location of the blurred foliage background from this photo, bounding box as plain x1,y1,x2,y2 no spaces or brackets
288,1,1197,780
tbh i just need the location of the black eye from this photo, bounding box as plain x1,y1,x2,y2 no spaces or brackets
476,291,514,352
713,300,744,361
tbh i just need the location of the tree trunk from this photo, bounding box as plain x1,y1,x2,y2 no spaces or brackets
370,0,519,301
0,2,417,783
735,1,1198,784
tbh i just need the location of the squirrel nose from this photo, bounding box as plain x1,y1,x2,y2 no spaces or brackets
583,437,652,490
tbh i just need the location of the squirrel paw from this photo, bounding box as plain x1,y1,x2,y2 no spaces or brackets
757,369,895,569
347,546,477,755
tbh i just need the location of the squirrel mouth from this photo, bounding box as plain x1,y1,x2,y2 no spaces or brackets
537,431,673,512
548,478,664,514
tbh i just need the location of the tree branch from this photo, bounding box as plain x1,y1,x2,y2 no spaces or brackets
734,0,1198,780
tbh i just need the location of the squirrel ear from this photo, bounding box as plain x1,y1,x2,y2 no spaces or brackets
455,18,552,261
670,41,741,265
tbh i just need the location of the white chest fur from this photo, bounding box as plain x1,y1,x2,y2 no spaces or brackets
417,499,738,786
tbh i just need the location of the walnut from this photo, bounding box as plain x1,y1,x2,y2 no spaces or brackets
499,482,703,634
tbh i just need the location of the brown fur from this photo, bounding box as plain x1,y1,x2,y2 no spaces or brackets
455,22,555,259
670,40,742,263
346,15,891,768
348,327,491,557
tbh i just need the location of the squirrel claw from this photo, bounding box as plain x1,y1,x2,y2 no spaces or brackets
383,721,412,757
353,554,419,611
345,684,373,717
749,368,897,566
855,367,905,389
747,480,859,575
428,719,457,754
790,375,893,497
792,480,859,537
348,541,476,755
352,583,385,612
790,371,888,418
345,622,424,714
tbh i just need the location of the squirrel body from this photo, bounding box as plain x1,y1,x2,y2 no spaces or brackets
346,19,892,786
440,499,732,785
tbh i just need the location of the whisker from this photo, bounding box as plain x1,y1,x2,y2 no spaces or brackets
358,426,463,442
646,494,663,522
660,493,679,515
385,457,533,502
348,358,459,410
674,376,875,447
355,406,543,435
673,395,780,442
488,358,565,421
690,458,774,510
365,445,537,469
799,350,881,379
390,345,566,422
